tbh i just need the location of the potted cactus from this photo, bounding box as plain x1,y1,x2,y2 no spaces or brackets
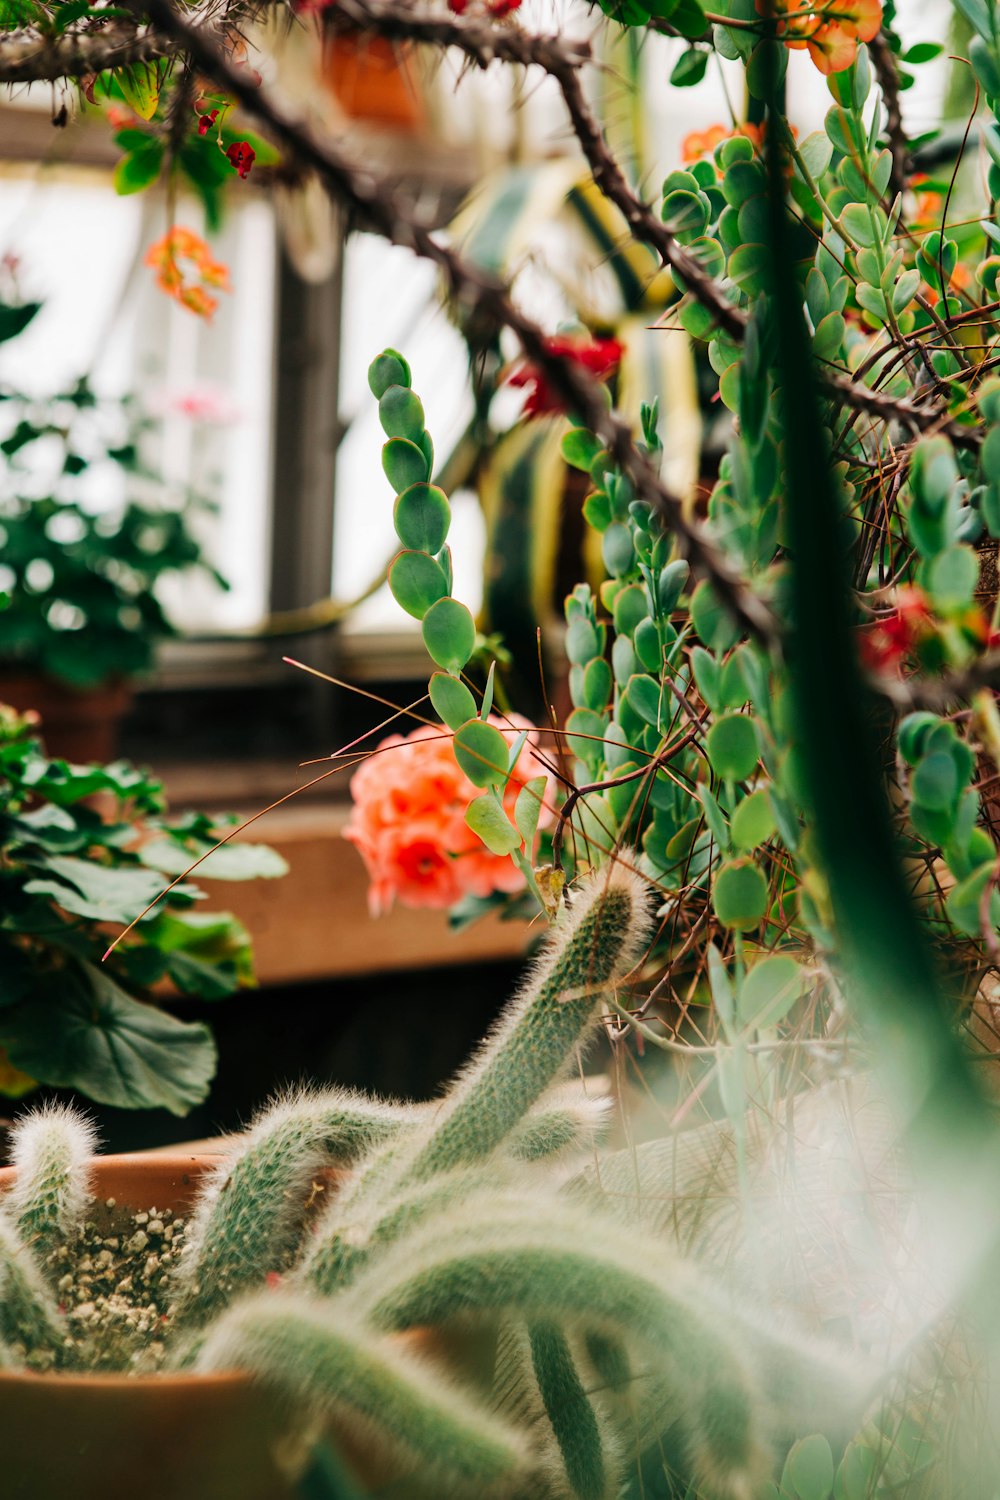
0,861,866,1500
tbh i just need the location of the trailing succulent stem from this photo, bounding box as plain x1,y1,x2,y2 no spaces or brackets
3,1105,96,1260
196,1290,526,1496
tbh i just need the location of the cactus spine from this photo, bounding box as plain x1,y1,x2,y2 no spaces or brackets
3,1104,95,1259
196,1290,526,1496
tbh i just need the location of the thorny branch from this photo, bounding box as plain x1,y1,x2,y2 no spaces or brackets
338,0,748,339
317,1,981,447
142,0,781,648
0,25,181,83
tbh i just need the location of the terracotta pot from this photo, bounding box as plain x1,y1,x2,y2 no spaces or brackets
322,32,424,129
0,672,132,764
0,1154,296,1500
0,1153,471,1500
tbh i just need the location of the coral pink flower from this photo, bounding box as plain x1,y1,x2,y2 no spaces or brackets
344,716,552,916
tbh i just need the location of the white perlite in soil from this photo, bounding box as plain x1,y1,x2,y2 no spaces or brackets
16,1198,188,1374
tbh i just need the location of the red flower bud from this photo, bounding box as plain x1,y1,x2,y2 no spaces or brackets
197,108,219,136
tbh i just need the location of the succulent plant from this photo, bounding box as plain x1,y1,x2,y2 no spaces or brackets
0,861,868,1498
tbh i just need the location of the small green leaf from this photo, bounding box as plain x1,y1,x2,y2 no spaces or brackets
945,863,999,937
671,0,707,37
465,793,520,855
706,714,759,782
113,141,163,196
368,348,411,398
707,943,735,1028
480,661,496,721
738,954,805,1029
114,62,162,121
566,707,608,764
841,202,879,247
730,787,776,851
388,551,449,621
925,544,979,609
514,775,547,850
422,597,476,674
624,673,661,729
783,1434,834,1500
561,429,603,471
581,656,612,711
566,614,601,665
691,579,738,650
713,858,768,931
453,719,511,788
671,48,709,86
382,438,429,493
379,385,425,443
699,783,730,852
429,671,476,729
393,483,450,554
912,751,959,812
612,583,649,638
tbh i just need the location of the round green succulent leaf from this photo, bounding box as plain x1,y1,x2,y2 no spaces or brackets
429,671,477,730
713,857,768,930
706,713,759,782
465,792,521,854
382,438,429,493
421,596,476,674
730,787,775,851
388,551,448,621
368,349,411,399
379,385,425,443
393,483,451,554
453,718,510,788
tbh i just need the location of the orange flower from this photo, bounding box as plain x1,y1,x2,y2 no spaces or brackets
911,174,943,228
681,122,763,165
760,0,882,75
344,717,553,917
144,227,231,321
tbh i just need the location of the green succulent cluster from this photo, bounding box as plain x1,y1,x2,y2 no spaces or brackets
0,861,868,1499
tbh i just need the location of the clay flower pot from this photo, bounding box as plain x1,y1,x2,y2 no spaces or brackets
0,1154,295,1500
0,1153,461,1500
322,31,425,130
0,672,133,764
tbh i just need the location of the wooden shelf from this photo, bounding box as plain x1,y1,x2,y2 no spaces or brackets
159,771,531,985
